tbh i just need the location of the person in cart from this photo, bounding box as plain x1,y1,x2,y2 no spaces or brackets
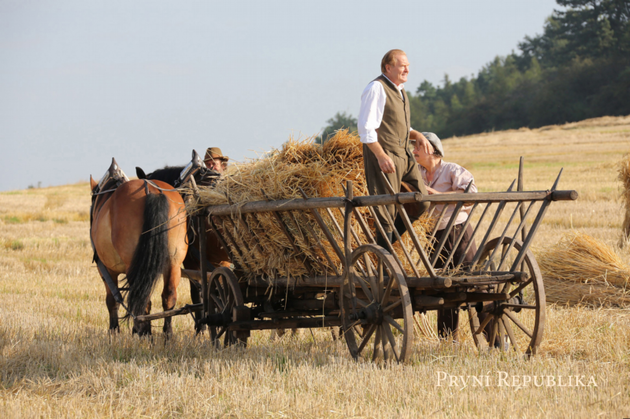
204,147,229,175
412,132,478,341
358,49,431,248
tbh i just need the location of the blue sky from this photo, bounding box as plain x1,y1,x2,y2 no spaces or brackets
0,0,558,191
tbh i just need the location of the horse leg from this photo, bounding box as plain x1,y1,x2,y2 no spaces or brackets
132,300,152,336
161,265,181,337
103,270,120,333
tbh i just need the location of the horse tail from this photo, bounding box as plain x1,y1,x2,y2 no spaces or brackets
126,192,170,318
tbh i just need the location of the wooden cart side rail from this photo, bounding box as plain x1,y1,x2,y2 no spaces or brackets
185,267,525,290
199,187,577,282
201,190,578,216
241,272,527,289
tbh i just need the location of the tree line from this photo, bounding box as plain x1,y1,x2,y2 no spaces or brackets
317,0,630,142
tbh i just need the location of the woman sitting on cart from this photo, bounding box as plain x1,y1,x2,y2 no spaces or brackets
412,132,477,341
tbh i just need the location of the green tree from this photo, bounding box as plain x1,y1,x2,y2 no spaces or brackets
520,0,630,65
324,1,630,140
315,112,357,144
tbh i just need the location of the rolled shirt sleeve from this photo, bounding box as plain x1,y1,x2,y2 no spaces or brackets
450,165,477,193
421,162,477,229
358,81,386,144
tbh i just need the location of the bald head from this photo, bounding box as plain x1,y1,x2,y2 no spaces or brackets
381,49,409,86
381,49,406,73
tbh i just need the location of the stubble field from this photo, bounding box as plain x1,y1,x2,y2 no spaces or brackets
1,115,629,418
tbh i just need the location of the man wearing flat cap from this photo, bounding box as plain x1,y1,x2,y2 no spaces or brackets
413,131,479,341
204,147,229,175
358,49,431,247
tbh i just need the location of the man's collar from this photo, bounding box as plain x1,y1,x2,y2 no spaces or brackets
419,159,443,178
382,74,404,91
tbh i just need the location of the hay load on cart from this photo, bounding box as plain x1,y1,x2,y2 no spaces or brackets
187,130,434,281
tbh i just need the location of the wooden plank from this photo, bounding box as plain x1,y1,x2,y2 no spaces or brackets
518,157,528,243
296,211,340,277
207,217,237,270
461,292,510,303
247,276,343,288
298,188,345,265
387,276,452,289
135,303,203,322
454,202,493,270
510,169,566,271
229,316,343,331
414,295,444,306
203,190,578,216
380,173,436,279
198,214,209,316
441,202,479,268
481,201,523,271
469,180,516,268
429,181,474,267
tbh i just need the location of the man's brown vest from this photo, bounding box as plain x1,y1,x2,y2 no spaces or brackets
375,75,411,158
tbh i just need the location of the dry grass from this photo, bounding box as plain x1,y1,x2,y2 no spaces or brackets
446,115,630,253
2,116,630,418
538,231,630,307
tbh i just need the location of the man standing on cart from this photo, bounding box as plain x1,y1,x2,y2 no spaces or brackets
358,49,431,248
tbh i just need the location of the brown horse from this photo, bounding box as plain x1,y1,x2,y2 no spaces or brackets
136,152,232,332
90,159,188,336
134,151,230,272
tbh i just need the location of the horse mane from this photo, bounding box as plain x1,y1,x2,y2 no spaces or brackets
140,166,184,186
137,164,220,188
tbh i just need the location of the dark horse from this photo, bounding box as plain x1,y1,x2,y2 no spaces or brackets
136,151,231,332
90,159,188,336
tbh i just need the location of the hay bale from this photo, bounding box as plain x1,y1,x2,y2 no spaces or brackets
538,231,630,307
188,130,432,279
619,153,630,244
198,130,368,204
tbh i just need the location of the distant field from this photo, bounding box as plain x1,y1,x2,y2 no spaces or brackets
1,115,629,418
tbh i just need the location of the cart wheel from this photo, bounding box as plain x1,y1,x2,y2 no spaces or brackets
468,237,545,356
207,267,248,347
342,244,414,363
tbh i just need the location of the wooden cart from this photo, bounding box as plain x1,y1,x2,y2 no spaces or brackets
137,163,577,362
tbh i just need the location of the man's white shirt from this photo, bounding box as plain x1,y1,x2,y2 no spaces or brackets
357,74,409,144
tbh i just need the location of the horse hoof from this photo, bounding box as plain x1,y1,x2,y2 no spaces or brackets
132,324,152,337
195,324,207,335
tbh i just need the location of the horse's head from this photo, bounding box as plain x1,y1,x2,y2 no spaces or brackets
135,150,221,189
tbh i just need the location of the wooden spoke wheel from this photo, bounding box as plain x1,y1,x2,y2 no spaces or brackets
342,244,414,363
468,237,545,356
206,267,248,347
